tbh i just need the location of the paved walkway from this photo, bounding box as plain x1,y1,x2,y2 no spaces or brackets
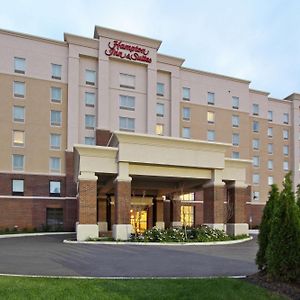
0,234,258,278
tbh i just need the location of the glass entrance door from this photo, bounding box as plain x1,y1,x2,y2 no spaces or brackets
130,207,147,233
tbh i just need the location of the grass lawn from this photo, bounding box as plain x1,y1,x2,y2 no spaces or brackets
0,276,284,300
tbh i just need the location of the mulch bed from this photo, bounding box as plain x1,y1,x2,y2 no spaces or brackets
243,272,300,299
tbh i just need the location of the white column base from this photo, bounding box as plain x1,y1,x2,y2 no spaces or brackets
204,223,226,231
76,224,99,241
226,223,249,236
98,221,108,232
112,224,133,241
155,221,165,230
171,221,182,228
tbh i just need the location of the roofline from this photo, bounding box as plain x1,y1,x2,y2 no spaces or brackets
64,32,99,49
249,88,270,96
157,53,185,67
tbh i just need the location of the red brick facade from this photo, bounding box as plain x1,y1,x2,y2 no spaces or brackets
114,180,131,224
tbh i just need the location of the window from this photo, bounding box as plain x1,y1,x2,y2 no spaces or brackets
253,191,260,201
182,107,191,121
283,161,289,171
50,157,61,173
207,92,215,105
120,73,135,89
252,120,259,132
84,137,95,145
267,127,273,138
268,160,273,170
156,82,164,96
268,176,274,185
119,117,135,132
50,110,62,126
182,127,191,139
49,181,61,196
207,130,215,141
156,124,164,136
283,145,289,156
232,96,239,109
232,115,239,127
13,81,25,98
182,87,190,101
51,87,62,103
13,106,25,122
283,129,289,140
85,115,95,129
232,133,240,146
119,95,135,110
268,143,273,154
13,130,25,147
252,139,260,150
181,206,194,227
12,179,24,195
14,57,25,74
85,92,96,107
252,104,259,116
85,70,96,86
156,103,164,117
253,174,260,184
232,151,240,159
207,111,215,123
283,113,289,124
268,110,273,122
253,156,260,167
12,154,24,171
51,64,62,80
50,134,61,150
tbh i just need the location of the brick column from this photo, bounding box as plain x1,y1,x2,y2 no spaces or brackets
97,195,108,232
154,197,165,229
170,194,182,228
226,182,249,236
76,171,98,241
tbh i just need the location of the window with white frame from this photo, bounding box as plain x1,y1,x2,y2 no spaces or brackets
182,127,191,139
13,106,25,122
85,70,96,86
268,160,273,170
253,156,260,167
13,81,25,98
283,129,289,140
207,92,215,105
156,82,164,96
232,151,240,159
13,130,25,147
50,157,61,173
85,92,96,107
253,174,260,184
12,154,24,171
252,139,260,150
156,124,164,136
84,137,95,145
253,191,260,201
207,130,215,141
182,87,190,101
232,133,240,146
120,73,135,89
252,104,259,116
51,63,62,80
283,161,289,171
50,181,61,196
252,120,259,132
14,57,26,74
268,110,273,122
232,96,239,109
207,111,215,123
268,143,273,154
268,176,274,185
268,127,273,138
283,113,289,124
120,95,135,110
85,114,95,129
156,103,164,117
50,133,61,150
12,179,24,195
283,145,289,156
182,107,191,121
232,115,239,127
50,110,62,126
119,117,135,132
51,87,62,103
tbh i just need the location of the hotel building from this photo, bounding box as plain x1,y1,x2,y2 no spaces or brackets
0,26,299,240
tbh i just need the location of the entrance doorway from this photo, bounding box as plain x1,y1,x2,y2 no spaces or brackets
46,208,63,231
130,207,147,233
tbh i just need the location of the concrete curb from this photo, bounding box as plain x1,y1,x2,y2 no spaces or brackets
249,229,259,235
63,236,253,246
0,232,75,239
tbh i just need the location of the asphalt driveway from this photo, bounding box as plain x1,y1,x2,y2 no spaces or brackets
0,234,258,278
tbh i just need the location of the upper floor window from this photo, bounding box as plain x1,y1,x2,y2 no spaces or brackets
13,106,25,123
182,107,191,121
268,160,273,170
50,133,61,150
14,57,26,74
182,127,191,139
268,143,273,154
267,127,273,138
182,87,190,101
85,92,96,107
13,130,25,147
268,110,273,122
156,103,165,117
252,139,260,150
283,113,289,124
268,176,274,186
13,81,25,98
252,120,259,133
51,63,62,80
156,82,164,96
253,191,260,201
232,133,240,146
283,129,289,140
120,73,135,89
85,114,95,129
232,115,240,127
156,124,164,136
12,179,24,195
253,174,260,185
207,130,215,141
207,111,215,124
50,157,61,173
120,95,135,110
50,181,61,196
51,87,62,103
85,70,96,86
232,151,240,159
207,92,215,105
253,156,260,167
283,161,289,171
84,137,95,145
119,117,135,132
283,145,289,156
50,110,62,127
12,154,24,171
252,104,259,116
232,96,239,109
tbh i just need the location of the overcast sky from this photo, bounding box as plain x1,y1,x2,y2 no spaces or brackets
1,0,299,98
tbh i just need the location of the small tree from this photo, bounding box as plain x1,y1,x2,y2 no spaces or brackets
256,184,279,271
296,184,300,209
266,172,300,282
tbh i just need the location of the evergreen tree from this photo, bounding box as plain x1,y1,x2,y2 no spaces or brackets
296,184,300,209
266,172,300,282
256,184,279,271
